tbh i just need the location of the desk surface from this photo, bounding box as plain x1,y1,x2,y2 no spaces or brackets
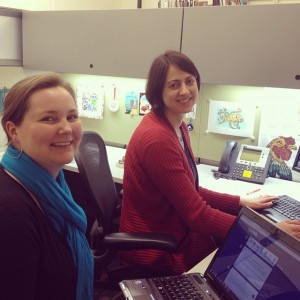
1,148,300,195
198,164,299,200
0,146,126,185
63,148,300,196
62,146,126,184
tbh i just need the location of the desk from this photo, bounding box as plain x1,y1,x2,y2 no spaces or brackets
197,164,299,200
189,165,300,275
63,145,126,184
0,146,126,184
1,149,299,194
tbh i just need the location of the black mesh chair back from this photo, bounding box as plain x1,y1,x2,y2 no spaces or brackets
74,131,178,281
74,131,118,239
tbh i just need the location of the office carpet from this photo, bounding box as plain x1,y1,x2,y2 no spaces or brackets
93,286,124,300
93,266,124,300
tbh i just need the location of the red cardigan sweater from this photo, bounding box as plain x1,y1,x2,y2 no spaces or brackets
120,112,240,274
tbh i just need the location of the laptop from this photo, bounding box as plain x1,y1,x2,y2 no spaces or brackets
119,207,300,300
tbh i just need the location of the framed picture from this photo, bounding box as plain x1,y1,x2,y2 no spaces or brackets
139,93,151,115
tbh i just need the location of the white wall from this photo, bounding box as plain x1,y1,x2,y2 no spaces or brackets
55,0,158,10
0,0,158,10
0,0,53,10
52,0,135,10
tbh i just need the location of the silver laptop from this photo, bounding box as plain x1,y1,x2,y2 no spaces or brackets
119,207,300,300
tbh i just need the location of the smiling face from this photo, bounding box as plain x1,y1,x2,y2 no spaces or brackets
6,86,83,177
162,64,198,124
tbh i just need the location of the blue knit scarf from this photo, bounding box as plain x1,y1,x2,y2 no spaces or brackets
1,146,94,300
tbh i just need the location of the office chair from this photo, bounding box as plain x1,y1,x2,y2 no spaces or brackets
74,131,177,284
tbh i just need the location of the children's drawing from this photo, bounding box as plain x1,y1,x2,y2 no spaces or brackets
76,84,105,119
217,107,243,129
207,99,255,138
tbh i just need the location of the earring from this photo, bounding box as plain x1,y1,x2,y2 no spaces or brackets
5,140,23,159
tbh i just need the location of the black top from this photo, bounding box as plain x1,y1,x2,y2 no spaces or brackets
0,166,77,300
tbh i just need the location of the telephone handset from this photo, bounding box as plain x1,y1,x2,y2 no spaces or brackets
215,141,272,184
218,140,238,174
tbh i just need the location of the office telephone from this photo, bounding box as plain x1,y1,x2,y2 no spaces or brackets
214,140,272,184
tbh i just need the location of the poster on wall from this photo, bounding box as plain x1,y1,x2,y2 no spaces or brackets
207,99,256,138
258,88,300,182
76,83,105,119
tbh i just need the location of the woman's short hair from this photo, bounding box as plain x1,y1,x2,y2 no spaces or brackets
145,50,200,115
1,72,76,143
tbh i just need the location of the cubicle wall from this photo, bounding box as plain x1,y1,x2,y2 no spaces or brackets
62,72,271,165
62,73,300,171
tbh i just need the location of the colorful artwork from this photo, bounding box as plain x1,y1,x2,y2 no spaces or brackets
139,93,151,115
266,136,297,181
125,91,138,116
217,107,244,129
207,99,256,138
76,84,105,119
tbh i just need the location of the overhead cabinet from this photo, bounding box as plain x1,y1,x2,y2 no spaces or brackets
22,9,182,79
181,5,300,89
23,5,300,88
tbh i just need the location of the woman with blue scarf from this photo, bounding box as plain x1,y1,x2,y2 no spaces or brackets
0,73,94,300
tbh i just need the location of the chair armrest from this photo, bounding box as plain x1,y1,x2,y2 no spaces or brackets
103,232,177,252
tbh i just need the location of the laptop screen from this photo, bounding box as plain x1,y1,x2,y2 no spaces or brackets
205,208,300,300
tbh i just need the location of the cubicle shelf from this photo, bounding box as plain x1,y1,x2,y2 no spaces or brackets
22,9,182,79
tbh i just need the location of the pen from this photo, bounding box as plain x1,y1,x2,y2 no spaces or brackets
246,188,261,195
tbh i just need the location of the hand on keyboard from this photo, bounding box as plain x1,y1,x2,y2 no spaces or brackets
276,220,300,240
240,194,279,210
272,195,300,221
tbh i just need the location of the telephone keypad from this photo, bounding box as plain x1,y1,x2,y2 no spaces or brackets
232,164,266,183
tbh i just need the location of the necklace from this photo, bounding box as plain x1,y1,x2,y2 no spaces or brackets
175,128,184,148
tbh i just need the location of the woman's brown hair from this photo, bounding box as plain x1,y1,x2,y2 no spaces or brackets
145,50,200,115
1,72,76,143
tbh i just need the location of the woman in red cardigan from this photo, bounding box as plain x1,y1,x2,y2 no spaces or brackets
120,50,300,274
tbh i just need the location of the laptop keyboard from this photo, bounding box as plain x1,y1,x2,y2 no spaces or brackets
273,195,300,221
152,274,205,300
